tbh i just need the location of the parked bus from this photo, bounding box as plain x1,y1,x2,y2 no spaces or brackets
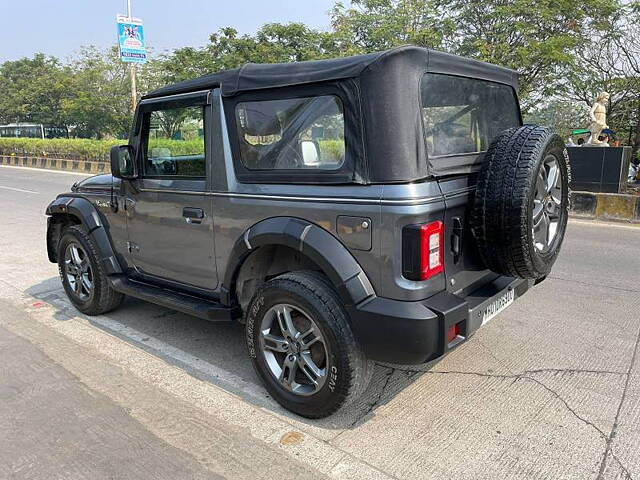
0,123,69,139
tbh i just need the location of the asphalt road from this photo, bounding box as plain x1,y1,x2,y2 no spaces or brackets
1,164,639,480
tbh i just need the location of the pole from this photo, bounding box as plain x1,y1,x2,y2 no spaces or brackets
130,65,137,112
127,0,137,112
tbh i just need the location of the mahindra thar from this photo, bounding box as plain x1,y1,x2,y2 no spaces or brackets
46,46,569,418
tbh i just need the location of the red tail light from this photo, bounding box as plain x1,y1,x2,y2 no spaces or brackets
447,322,462,343
402,220,444,281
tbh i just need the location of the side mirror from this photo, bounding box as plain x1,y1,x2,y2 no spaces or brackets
300,140,321,166
110,145,137,179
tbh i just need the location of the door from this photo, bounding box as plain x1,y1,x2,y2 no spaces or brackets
125,91,218,291
420,73,522,294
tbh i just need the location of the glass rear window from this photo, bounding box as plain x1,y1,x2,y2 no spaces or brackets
421,73,520,158
235,95,345,171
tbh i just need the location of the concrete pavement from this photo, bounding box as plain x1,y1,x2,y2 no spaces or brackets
1,164,639,479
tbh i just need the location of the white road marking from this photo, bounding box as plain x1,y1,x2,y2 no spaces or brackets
0,164,93,177
91,310,268,399
46,293,267,400
0,185,39,194
569,218,640,231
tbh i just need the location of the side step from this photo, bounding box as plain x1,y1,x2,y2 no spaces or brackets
109,275,240,322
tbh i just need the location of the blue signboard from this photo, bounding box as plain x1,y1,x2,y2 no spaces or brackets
117,15,147,64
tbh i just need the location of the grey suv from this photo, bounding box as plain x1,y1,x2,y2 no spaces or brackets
46,46,569,418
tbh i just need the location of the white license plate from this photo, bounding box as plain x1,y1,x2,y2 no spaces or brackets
482,289,515,325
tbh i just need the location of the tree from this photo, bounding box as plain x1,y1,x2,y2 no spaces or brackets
1,0,635,142
205,24,343,68
331,0,622,111
331,0,454,54
0,54,71,126
61,47,134,138
560,1,640,151
524,101,589,139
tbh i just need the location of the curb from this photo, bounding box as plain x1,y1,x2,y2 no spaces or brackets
0,154,108,175
570,191,640,223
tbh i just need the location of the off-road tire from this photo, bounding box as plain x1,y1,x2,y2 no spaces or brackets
57,225,124,315
246,271,372,418
471,125,570,279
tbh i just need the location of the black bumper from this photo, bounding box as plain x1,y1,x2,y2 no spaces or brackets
348,276,534,364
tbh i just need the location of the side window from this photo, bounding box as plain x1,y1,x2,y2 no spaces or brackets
421,74,520,157
234,95,345,170
143,105,205,177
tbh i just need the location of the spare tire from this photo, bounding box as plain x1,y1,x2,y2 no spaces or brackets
471,125,570,279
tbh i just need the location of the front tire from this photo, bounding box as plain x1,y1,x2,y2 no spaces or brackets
57,225,123,315
246,271,372,418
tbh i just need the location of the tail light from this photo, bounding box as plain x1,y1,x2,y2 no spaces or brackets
402,220,444,281
447,322,462,343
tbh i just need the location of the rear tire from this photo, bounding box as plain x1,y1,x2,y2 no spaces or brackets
57,225,123,315
471,125,570,279
246,271,372,418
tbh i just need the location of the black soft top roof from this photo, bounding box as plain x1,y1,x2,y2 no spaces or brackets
143,46,521,183
144,46,518,99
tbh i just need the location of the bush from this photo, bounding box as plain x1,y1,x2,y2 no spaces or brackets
318,139,345,163
148,138,204,156
0,138,122,161
0,137,205,162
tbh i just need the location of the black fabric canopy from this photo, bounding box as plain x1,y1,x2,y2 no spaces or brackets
144,47,517,100
143,46,520,182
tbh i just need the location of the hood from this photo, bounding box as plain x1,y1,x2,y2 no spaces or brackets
73,174,120,192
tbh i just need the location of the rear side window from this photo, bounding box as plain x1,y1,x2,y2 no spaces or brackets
235,95,345,170
143,105,205,177
421,74,520,157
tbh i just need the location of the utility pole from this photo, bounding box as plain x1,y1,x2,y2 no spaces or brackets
127,0,137,112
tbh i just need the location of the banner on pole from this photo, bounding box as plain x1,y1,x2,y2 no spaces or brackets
116,15,147,64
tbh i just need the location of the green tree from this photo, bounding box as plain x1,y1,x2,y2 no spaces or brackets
0,54,71,126
561,1,640,151
331,0,454,54
524,101,589,139
145,23,343,93
331,0,621,111
61,46,134,138
446,0,619,108
207,24,342,68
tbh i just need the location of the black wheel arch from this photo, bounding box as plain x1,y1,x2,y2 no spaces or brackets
46,195,123,275
221,217,375,309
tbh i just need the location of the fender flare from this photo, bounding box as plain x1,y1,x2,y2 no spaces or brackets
221,217,375,307
46,195,122,275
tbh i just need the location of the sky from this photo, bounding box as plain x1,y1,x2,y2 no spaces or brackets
0,0,339,63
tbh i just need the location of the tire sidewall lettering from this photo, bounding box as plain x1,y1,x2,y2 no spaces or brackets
328,365,338,392
246,294,264,359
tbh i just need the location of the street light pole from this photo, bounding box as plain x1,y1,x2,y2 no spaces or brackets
127,0,137,113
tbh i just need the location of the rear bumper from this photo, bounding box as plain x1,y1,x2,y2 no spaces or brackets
348,276,534,364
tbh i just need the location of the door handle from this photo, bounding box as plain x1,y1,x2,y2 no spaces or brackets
451,216,463,264
183,207,205,224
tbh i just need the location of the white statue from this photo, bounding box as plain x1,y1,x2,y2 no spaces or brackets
586,92,610,145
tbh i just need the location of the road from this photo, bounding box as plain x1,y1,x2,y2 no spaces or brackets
1,164,639,480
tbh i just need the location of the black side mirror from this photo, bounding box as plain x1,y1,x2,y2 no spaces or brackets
110,145,137,179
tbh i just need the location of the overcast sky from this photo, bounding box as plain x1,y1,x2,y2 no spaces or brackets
0,0,339,62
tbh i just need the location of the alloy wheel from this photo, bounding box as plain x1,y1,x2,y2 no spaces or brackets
259,303,328,396
64,242,94,301
532,154,564,253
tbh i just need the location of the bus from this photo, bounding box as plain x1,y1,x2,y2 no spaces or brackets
0,123,69,139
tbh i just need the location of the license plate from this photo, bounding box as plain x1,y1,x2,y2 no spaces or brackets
482,288,515,325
